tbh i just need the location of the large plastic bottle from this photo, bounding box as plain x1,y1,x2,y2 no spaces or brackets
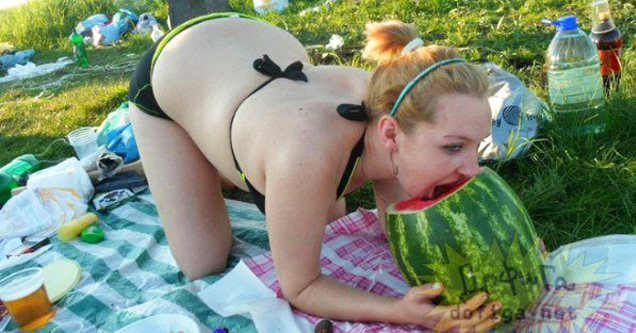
544,15,605,135
0,172,18,207
0,154,39,185
70,32,90,67
590,0,623,94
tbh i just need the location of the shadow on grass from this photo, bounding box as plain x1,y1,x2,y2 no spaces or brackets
0,133,75,167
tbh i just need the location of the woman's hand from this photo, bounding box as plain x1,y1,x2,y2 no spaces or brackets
395,283,501,332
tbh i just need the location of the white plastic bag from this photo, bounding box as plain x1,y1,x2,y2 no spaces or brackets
478,62,548,162
253,0,288,14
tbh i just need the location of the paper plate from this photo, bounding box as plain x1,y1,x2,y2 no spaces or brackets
114,314,201,333
42,259,82,303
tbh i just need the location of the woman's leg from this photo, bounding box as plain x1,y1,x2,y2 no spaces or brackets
130,104,232,280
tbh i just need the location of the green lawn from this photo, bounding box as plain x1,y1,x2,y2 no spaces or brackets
1,0,634,251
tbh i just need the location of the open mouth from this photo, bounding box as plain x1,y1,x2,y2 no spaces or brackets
428,178,470,200
394,177,472,211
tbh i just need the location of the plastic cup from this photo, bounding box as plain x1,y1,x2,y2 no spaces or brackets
67,127,99,161
0,268,55,332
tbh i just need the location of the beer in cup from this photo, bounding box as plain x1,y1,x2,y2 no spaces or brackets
0,268,54,332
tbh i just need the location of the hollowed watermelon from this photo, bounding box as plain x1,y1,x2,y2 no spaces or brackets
386,167,544,321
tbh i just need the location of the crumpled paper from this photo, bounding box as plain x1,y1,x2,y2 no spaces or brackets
0,158,94,239
197,260,312,332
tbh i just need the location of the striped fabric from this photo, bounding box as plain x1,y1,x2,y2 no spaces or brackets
3,191,635,332
244,208,636,332
0,191,269,332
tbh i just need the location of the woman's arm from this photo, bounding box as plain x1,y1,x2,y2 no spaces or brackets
264,150,500,329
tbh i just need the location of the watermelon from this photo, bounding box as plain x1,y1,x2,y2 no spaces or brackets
386,167,544,322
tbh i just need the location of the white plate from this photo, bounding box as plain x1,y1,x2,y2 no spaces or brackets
114,314,201,333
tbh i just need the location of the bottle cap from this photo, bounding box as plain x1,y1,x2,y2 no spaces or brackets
542,15,579,32
81,225,104,243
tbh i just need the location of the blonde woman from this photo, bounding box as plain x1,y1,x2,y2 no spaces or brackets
130,13,498,331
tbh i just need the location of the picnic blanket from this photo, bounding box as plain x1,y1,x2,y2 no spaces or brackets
0,191,267,332
1,190,635,332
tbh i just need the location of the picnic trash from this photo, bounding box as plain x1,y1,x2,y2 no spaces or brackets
325,34,344,50
97,101,130,146
590,0,623,94
0,49,34,69
0,42,15,54
253,0,288,14
67,127,99,164
0,57,73,84
106,122,140,164
96,152,124,181
95,171,146,193
543,15,605,135
80,224,104,243
0,158,94,239
112,8,138,35
93,189,135,211
150,24,165,43
5,237,49,258
41,259,81,303
0,154,40,186
0,173,17,207
74,14,109,38
70,32,90,67
198,260,313,332
134,13,159,35
57,212,97,242
478,62,547,162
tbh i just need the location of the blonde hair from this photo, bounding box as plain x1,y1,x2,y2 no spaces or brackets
362,20,490,134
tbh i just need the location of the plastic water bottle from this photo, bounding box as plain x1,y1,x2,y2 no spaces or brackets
70,32,90,67
0,172,18,207
544,15,605,135
0,154,40,185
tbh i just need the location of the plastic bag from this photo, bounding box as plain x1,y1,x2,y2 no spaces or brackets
106,122,139,163
134,13,159,35
97,101,130,146
75,13,109,37
0,158,94,239
253,0,288,14
478,62,549,162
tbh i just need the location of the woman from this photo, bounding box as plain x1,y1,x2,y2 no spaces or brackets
130,13,499,331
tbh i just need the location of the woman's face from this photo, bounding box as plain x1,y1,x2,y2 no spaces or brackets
395,93,491,199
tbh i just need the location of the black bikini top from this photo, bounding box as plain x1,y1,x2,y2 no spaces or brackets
230,55,367,214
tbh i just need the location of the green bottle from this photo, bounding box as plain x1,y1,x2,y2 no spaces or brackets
0,154,40,185
70,32,90,67
0,172,18,207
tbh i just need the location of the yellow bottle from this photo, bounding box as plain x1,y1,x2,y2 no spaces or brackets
57,212,98,242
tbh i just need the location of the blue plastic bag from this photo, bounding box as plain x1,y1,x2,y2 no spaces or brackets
0,49,34,69
105,122,139,163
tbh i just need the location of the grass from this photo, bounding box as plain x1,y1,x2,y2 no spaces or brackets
1,0,635,251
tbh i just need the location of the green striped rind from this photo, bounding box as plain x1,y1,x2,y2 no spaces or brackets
387,167,544,316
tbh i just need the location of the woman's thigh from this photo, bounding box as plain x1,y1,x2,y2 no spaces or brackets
130,104,232,280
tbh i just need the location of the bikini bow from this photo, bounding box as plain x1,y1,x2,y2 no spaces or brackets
253,54,308,82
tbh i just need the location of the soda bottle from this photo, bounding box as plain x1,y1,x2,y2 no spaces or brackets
0,154,40,185
0,172,18,207
590,0,623,94
70,32,90,67
544,15,605,135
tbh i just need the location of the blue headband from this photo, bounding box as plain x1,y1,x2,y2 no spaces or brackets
389,58,467,117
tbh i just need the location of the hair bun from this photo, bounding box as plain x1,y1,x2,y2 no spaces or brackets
362,20,418,64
